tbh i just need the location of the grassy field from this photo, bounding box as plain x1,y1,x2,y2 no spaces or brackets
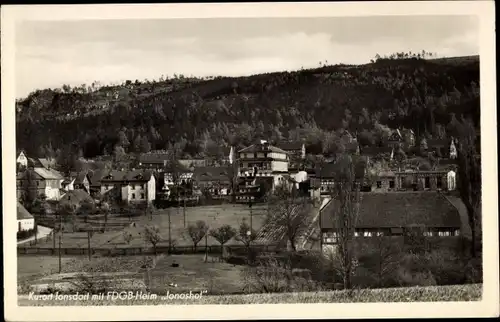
18,254,245,296
24,204,268,249
18,284,482,305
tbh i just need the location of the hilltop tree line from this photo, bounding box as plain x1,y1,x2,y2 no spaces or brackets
16,52,479,165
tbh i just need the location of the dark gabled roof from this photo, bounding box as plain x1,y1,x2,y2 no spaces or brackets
59,189,94,206
238,143,288,154
17,202,34,220
360,146,393,156
100,170,127,182
276,141,304,151
33,168,64,180
193,166,232,182
321,192,461,229
88,169,108,186
38,158,56,169
427,139,449,148
388,129,403,141
100,170,154,183
73,171,89,184
139,152,170,164
125,170,154,182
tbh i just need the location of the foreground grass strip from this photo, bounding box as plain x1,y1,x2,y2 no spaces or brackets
19,284,481,306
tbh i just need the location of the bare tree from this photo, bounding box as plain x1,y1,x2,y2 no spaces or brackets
78,199,95,223
453,117,481,258
209,224,237,260
144,225,161,255
265,186,313,251
186,220,208,251
328,154,361,290
370,236,402,287
100,201,111,232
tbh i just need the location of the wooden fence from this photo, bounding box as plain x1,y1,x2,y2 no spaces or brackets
17,244,281,257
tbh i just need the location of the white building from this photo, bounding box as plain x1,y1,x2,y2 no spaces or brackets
447,170,457,191
17,202,35,232
237,141,290,191
16,151,28,168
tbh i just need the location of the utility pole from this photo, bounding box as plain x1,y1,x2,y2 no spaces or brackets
249,199,253,232
168,207,172,252
58,211,63,273
87,230,93,261
183,187,186,228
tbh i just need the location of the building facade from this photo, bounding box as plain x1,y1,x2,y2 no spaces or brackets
17,168,64,201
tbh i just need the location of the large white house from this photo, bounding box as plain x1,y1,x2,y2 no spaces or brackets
17,167,64,201
100,170,156,204
17,202,35,232
237,140,290,191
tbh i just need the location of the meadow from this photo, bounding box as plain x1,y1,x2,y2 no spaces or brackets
25,204,269,249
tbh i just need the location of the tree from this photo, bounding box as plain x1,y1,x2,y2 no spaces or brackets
187,220,208,251
453,117,481,258
328,154,361,290
144,225,162,255
78,199,96,223
265,186,314,251
235,218,258,262
100,202,111,232
209,224,237,260
140,136,152,153
145,203,156,221
369,236,402,287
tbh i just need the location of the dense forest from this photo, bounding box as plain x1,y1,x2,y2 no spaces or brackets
16,53,480,164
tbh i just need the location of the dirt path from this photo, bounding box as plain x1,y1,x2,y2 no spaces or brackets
17,225,53,245
444,195,472,239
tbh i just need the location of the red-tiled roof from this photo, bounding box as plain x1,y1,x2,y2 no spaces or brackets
321,192,461,229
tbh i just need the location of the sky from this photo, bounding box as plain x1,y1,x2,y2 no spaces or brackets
15,15,479,98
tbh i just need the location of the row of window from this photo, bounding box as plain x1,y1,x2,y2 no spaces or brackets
131,193,146,200
322,229,460,243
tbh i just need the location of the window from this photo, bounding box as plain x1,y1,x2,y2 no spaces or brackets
132,193,136,199
375,231,384,237
141,193,145,199
424,177,430,189
376,181,382,188
363,231,372,237
454,230,460,236
36,181,39,187
389,180,395,189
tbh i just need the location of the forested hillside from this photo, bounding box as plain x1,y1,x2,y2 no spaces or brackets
15,54,480,162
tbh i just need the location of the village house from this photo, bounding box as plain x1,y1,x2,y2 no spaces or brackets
100,170,156,204
59,189,95,211
320,191,462,252
17,167,64,201
368,169,457,192
138,151,171,171
17,202,35,233
16,151,28,168
192,166,233,197
387,129,404,149
237,140,290,191
276,141,306,160
178,158,208,170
